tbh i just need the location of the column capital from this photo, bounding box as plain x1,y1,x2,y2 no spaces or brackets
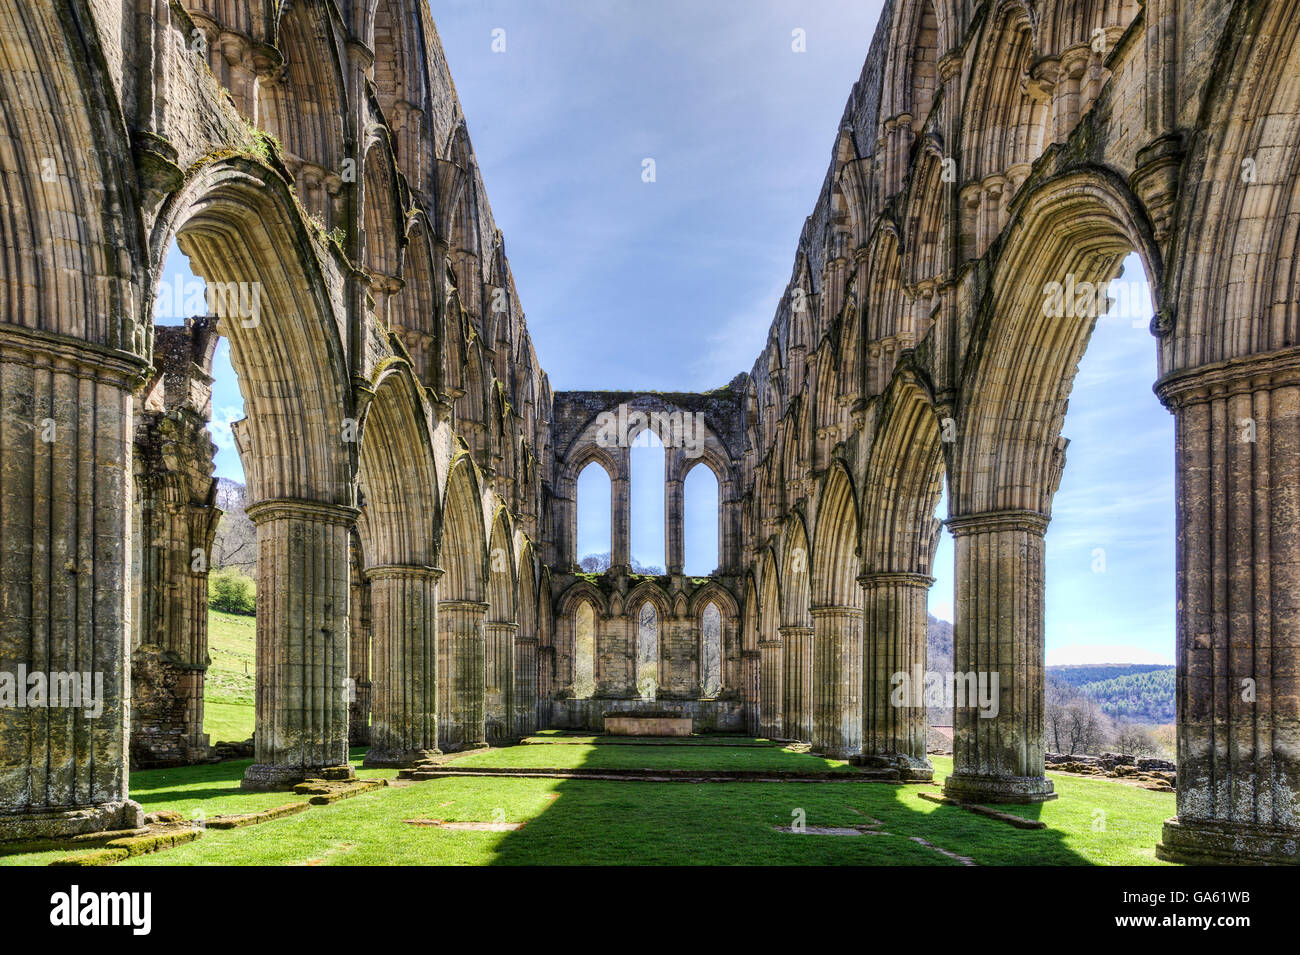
245,498,361,527
1154,346,1300,411
945,509,1049,537
485,620,520,633
778,624,814,637
364,564,443,582
437,599,490,613
810,604,862,618
857,571,935,588
0,322,150,387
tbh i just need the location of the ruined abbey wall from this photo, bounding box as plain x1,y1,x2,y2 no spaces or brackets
1,0,1297,864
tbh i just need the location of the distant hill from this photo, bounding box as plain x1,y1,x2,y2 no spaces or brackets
1046,663,1174,688
924,638,1174,727
1059,666,1176,724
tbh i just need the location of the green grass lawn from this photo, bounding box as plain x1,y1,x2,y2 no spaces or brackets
454,741,853,772
0,742,1176,866
205,609,255,742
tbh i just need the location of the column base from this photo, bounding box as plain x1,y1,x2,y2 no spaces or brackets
943,772,1057,804
241,763,356,791
0,801,145,843
853,753,934,782
362,747,441,769
1157,817,1299,866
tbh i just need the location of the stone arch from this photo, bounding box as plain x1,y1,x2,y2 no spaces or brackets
811,463,861,608
757,547,783,739
740,574,760,733
958,0,1047,257
441,122,481,319
863,371,945,577
150,160,359,786
628,580,670,700
901,144,950,293
808,462,864,757
356,361,439,569
862,220,908,397
859,369,944,772
564,445,620,569
391,215,442,391
355,361,441,767
953,169,1160,517
484,507,517,741
941,170,1159,803
260,1,348,225
779,512,813,741
557,581,606,701
370,0,428,185
361,135,405,327
437,452,489,749
150,158,354,505
515,538,540,735
1167,0,1300,372
0,0,142,351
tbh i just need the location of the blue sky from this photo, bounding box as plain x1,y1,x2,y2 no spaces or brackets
163,1,1175,664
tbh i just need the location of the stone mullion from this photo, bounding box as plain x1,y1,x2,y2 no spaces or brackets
364,565,440,767
810,606,862,759
943,510,1055,804
438,599,488,751
1155,359,1300,864
860,573,932,776
242,499,357,789
485,620,518,742
758,639,783,739
0,329,146,839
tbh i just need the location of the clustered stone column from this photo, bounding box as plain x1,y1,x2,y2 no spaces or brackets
1155,357,1300,865
242,499,358,790
131,319,221,768
779,625,814,741
348,551,372,745
0,328,147,839
758,637,783,739
484,620,518,742
363,565,440,768
943,511,1055,803
131,469,219,767
811,606,862,758
514,632,539,737
860,573,933,778
438,599,487,750
741,648,761,735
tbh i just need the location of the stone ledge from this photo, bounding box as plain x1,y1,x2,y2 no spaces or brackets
1157,817,1299,866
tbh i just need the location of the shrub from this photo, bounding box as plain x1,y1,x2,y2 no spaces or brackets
209,567,256,616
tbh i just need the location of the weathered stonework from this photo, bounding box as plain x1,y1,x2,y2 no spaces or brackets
131,318,221,768
1,0,1298,864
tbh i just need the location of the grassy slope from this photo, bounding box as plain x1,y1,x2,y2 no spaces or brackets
205,609,255,742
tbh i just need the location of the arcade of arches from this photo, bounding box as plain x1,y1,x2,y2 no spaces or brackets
0,0,1297,864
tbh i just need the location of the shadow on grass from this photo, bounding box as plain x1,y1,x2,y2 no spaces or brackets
477,738,1099,865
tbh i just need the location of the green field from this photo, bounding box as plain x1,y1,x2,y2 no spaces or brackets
0,743,1175,866
65,609,1170,866
205,609,255,742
